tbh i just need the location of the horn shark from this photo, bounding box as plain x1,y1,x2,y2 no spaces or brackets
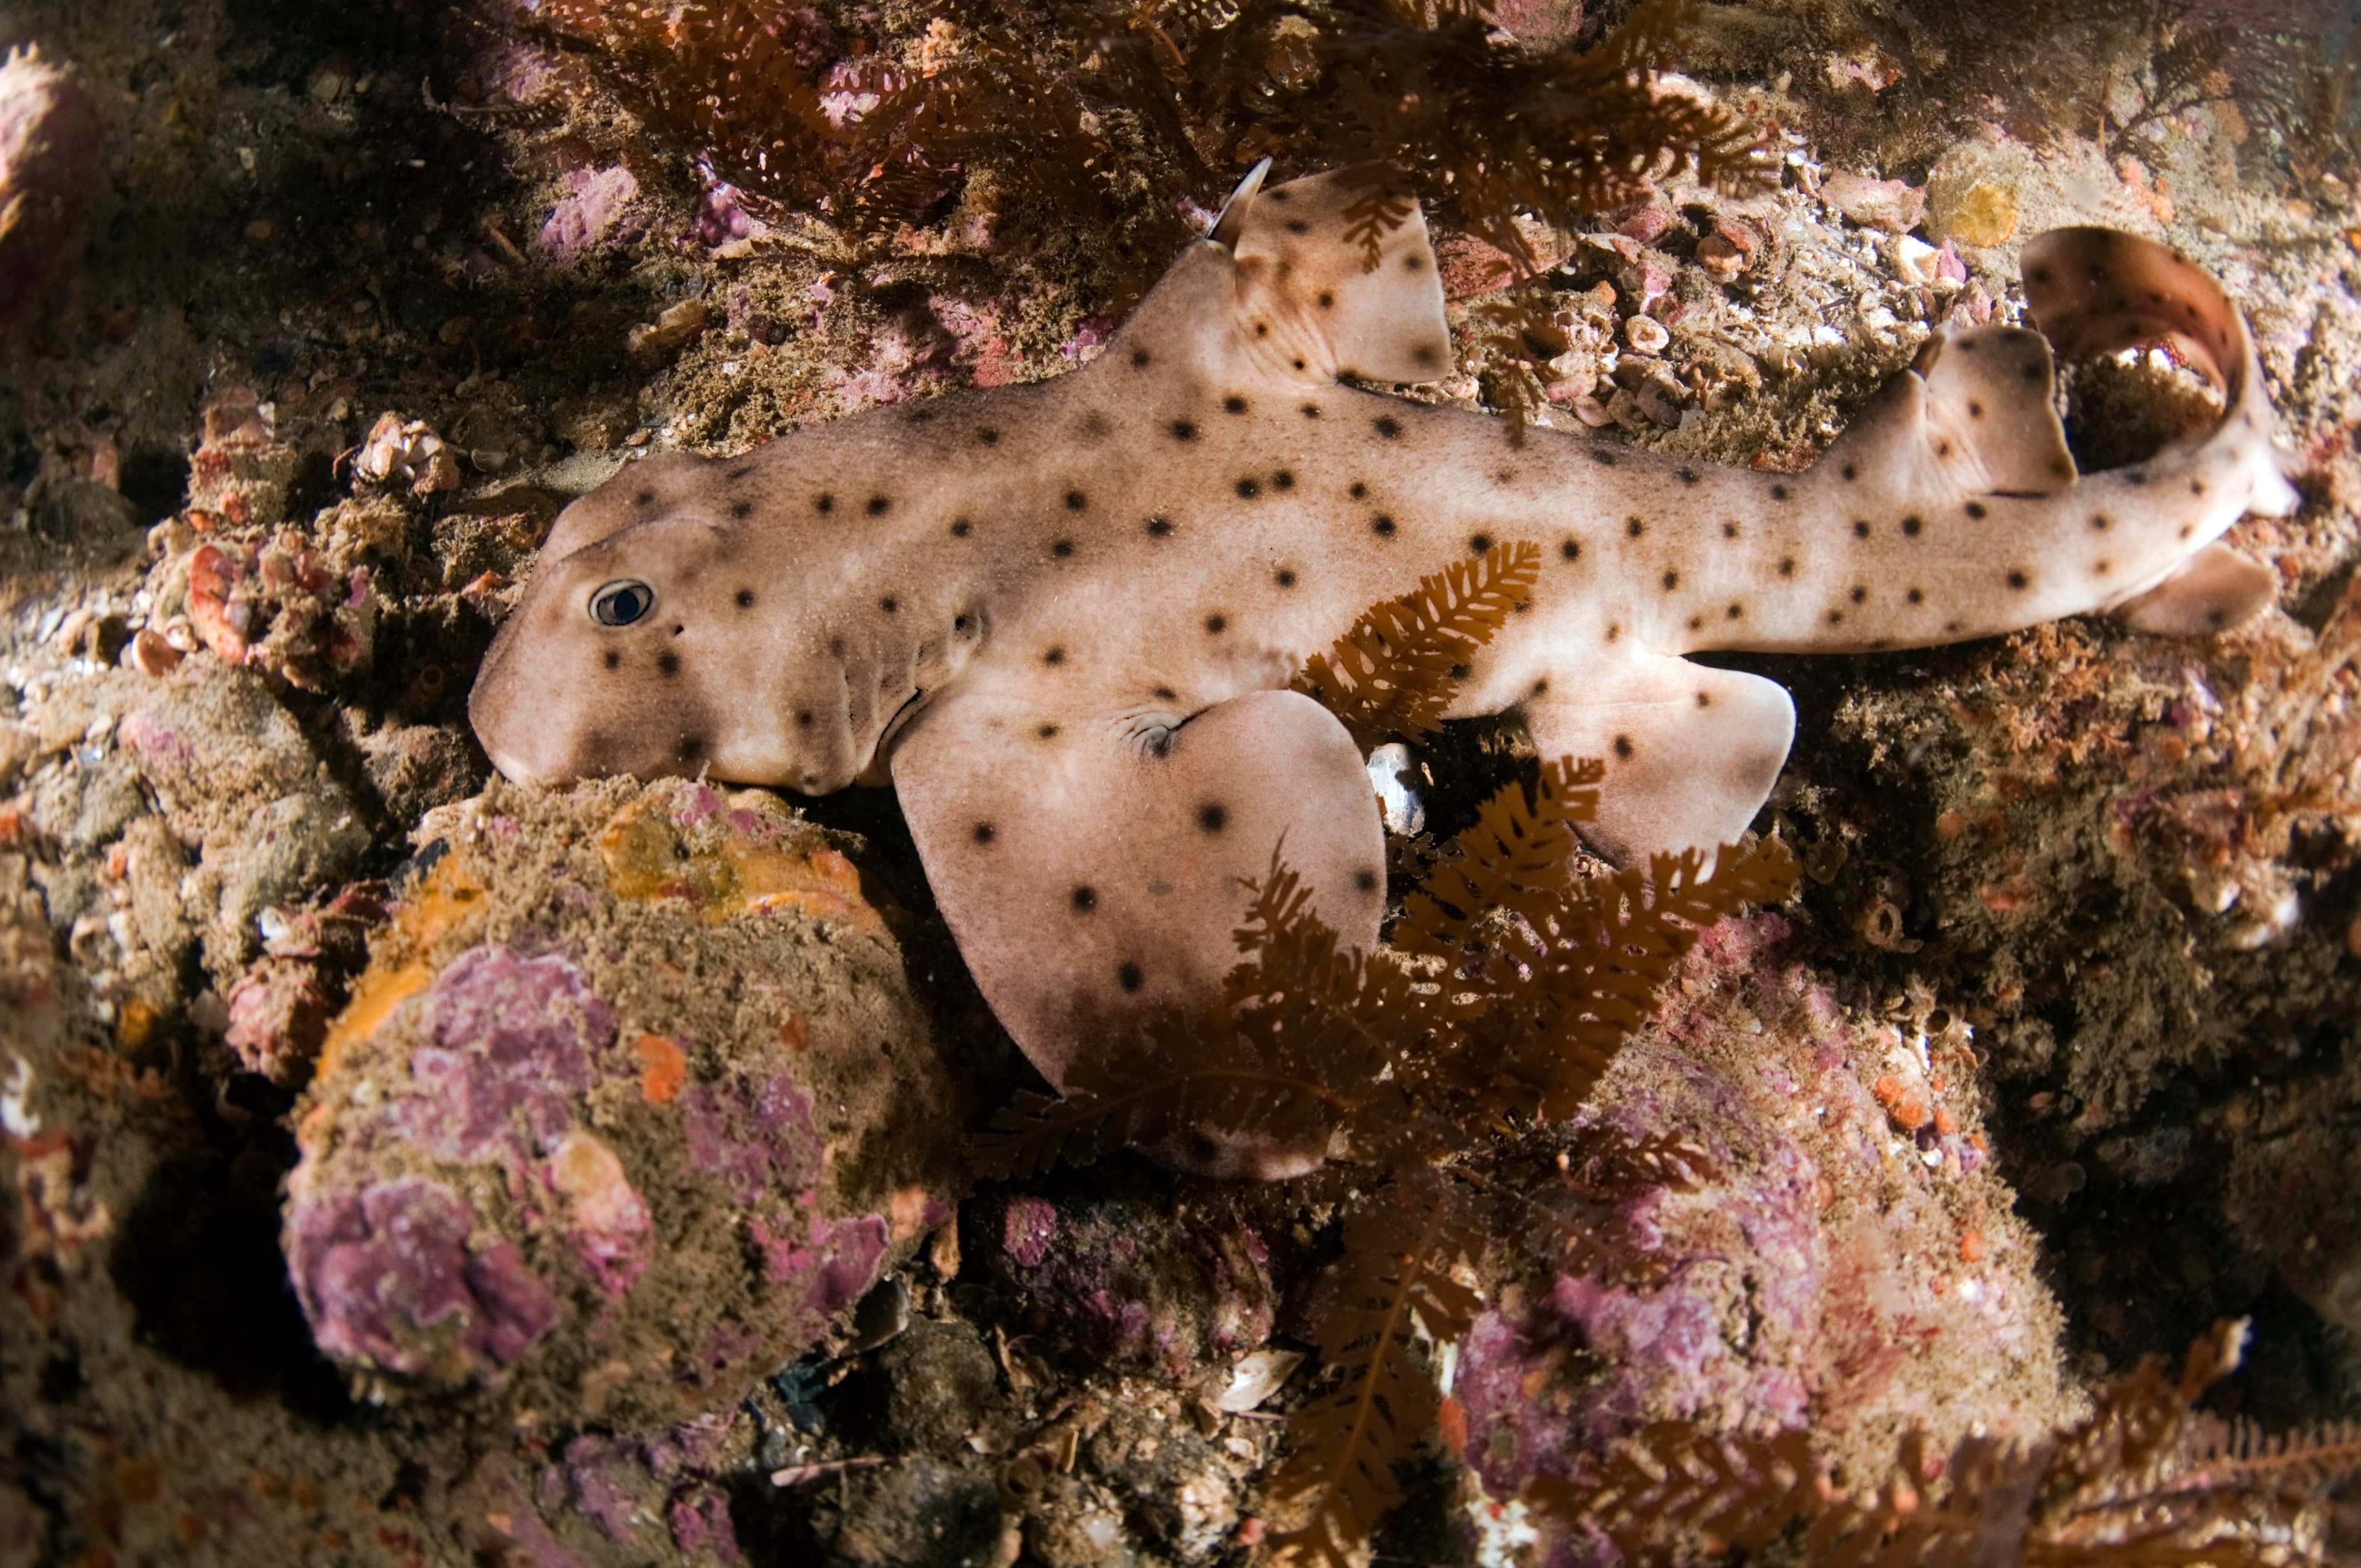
471,165,2296,1171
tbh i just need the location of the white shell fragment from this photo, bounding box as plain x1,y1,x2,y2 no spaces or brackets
1367,741,1427,837
1213,1348,1305,1413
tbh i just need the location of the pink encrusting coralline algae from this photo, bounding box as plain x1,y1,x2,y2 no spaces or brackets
1452,917,2073,1559
280,778,966,1424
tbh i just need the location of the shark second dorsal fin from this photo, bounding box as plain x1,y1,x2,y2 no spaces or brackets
1822,326,2078,501
1224,167,1452,386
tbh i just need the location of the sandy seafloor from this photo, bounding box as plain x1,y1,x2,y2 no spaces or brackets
2,1,2360,1564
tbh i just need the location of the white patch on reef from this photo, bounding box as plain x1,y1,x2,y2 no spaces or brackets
1367,742,1426,836
1214,1347,1304,1412
1466,1492,1542,1566
2,1054,37,1137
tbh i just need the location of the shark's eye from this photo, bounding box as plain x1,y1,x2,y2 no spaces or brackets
590,580,654,627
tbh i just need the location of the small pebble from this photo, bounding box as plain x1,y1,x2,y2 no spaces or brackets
1696,234,1745,279
1635,371,1687,427
1618,205,1676,244
1892,234,1941,286
1624,315,1670,354
1822,171,1928,234
49,607,92,655
1212,1348,1303,1413
629,298,710,361
1366,742,1425,837
1711,215,1763,264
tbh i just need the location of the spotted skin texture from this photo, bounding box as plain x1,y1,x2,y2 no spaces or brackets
472,173,2296,1160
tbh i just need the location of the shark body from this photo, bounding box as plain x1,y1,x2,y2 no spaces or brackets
472,167,2296,1169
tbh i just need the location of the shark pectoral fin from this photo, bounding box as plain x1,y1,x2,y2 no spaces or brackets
890,685,1385,1135
1522,659,1796,863
1827,328,2078,498
2111,543,2278,635
1227,167,1452,384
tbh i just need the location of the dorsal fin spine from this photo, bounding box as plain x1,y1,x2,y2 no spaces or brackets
1209,159,1271,248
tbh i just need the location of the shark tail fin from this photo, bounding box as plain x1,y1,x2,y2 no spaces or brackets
2023,227,2299,519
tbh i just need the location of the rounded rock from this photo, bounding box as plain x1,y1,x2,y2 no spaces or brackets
1452,918,2072,1551
282,776,963,1425
0,46,100,336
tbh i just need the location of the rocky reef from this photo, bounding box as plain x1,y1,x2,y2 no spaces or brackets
2,1,2359,1564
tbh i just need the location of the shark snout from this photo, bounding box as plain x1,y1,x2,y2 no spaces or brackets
467,662,578,784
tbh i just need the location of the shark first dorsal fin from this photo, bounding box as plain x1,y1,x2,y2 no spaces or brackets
1223,167,1452,386
1109,166,1449,391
